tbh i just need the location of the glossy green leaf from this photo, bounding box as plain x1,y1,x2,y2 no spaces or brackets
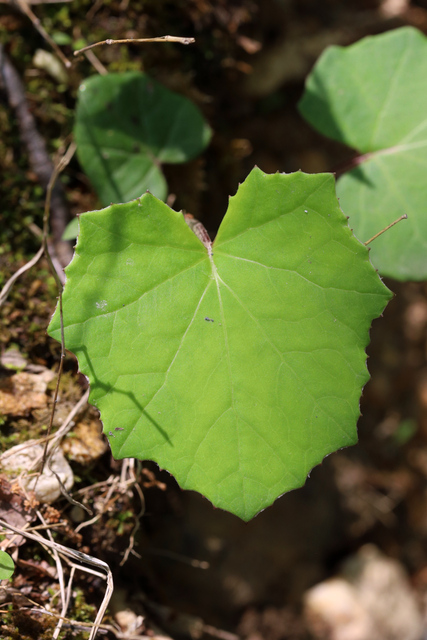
0,550,15,580
48,168,391,520
74,72,212,205
299,27,427,280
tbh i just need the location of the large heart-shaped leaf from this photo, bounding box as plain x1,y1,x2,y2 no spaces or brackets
74,71,212,205
299,27,427,280
48,168,390,520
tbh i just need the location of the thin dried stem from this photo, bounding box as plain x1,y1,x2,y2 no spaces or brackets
47,388,90,454
0,144,75,308
74,513,102,534
38,143,76,480
74,35,195,56
364,214,408,246
35,509,67,640
54,565,76,640
84,49,108,75
0,245,44,307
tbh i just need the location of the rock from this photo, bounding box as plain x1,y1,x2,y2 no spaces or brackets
0,348,27,371
0,441,74,504
0,372,48,415
61,419,107,464
304,578,375,640
109,588,145,635
33,49,68,84
304,545,424,640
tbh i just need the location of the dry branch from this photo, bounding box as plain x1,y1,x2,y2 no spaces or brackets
74,35,195,56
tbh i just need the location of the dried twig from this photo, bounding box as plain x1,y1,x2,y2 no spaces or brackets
37,143,76,483
0,245,44,307
74,35,195,56
364,214,408,246
84,48,108,75
47,388,90,454
74,513,102,534
35,509,67,640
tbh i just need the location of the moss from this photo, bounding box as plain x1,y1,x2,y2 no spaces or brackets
71,588,97,624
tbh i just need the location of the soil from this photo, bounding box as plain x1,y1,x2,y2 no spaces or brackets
2,1,427,639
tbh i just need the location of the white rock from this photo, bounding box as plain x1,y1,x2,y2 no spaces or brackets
1,441,74,504
304,545,424,640
305,579,374,640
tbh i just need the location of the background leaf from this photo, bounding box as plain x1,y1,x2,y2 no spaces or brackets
74,71,212,205
48,168,391,520
62,217,79,240
0,550,15,580
298,27,427,280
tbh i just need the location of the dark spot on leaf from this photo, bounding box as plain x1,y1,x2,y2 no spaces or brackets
132,143,141,153
205,317,214,322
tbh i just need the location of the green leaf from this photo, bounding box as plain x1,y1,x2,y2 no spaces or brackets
52,32,73,46
48,168,391,520
74,72,212,205
298,27,427,280
62,217,79,241
0,550,15,580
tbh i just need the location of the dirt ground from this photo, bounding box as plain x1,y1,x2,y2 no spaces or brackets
2,1,427,639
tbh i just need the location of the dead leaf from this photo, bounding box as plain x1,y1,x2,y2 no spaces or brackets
0,475,36,546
